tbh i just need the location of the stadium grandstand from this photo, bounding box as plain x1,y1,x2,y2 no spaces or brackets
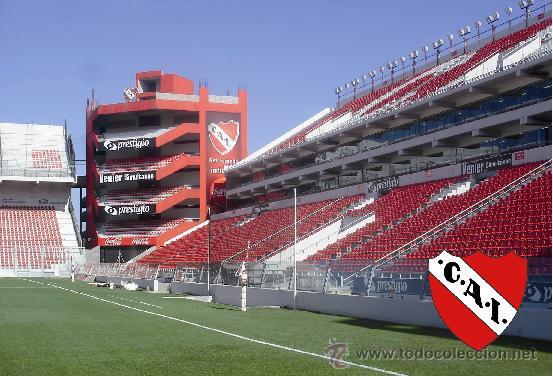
0,122,83,276
132,8,552,300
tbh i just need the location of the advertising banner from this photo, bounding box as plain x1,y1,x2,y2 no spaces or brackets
100,236,155,247
99,171,156,184
523,280,552,303
367,176,400,194
102,204,156,216
461,154,512,175
99,137,155,152
369,277,426,295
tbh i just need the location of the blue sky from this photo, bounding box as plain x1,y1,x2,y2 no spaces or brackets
0,0,522,162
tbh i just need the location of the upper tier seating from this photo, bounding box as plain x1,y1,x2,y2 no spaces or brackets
98,153,191,173
101,186,193,205
0,123,71,177
0,206,63,268
342,162,542,261
263,18,551,158
139,195,364,267
309,178,456,261
414,19,552,101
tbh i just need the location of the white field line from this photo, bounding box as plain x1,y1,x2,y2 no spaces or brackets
18,278,407,376
109,295,163,309
0,286,53,289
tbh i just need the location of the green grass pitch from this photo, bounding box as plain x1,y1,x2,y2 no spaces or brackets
0,278,550,375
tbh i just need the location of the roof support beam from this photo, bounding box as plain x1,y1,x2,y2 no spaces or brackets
432,139,458,147
471,129,500,138
516,69,549,79
398,148,423,157
520,116,550,127
428,100,454,110
393,113,419,121
468,86,498,95
367,122,390,131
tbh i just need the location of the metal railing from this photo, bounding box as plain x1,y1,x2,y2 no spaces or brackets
0,247,84,276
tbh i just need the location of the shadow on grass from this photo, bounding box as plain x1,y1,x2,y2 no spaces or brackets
334,317,552,352
208,305,240,312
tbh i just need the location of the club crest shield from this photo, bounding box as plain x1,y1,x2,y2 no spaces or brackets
429,251,527,350
208,120,240,155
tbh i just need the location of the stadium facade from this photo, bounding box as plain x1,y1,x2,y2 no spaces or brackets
0,122,82,276
85,70,247,261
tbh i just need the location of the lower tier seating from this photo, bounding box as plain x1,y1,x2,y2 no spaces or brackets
341,162,541,260
139,195,364,266
309,178,456,260
0,206,63,268
99,218,191,237
408,170,552,260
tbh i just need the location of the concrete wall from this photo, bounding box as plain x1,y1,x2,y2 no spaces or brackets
169,282,551,341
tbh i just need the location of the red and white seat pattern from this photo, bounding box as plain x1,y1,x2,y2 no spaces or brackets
379,169,551,276
31,149,62,169
309,178,456,261
0,206,63,269
341,163,541,260
139,195,364,267
139,216,246,265
101,186,193,205
99,218,191,238
262,18,551,157
409,170,552,260
98,153,190,173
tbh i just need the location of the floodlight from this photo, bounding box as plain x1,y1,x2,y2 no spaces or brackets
487,12,500,24
458,26,471,53
486,12,500,40
432,39,444,49
519,0,534,27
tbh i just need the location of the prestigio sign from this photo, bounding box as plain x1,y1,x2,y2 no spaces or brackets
102,138,152,151
103,204,153,216
429,251,527,350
